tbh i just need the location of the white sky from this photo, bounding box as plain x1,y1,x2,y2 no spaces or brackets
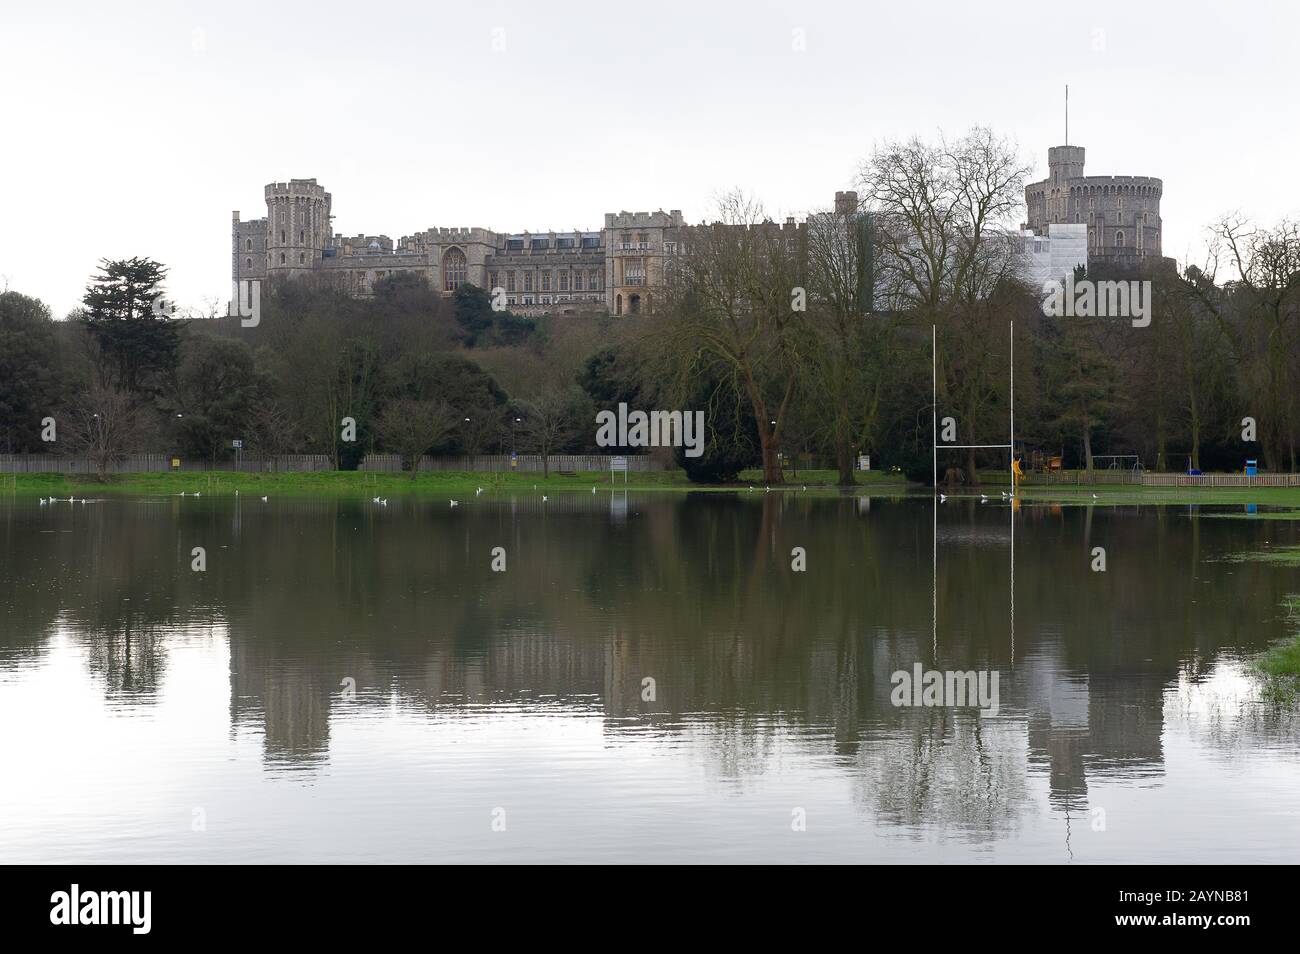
2,0,1296,317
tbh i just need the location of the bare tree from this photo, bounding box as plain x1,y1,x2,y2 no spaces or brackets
62,384,149,481
655,190,807,484
859,127,1031,482
520,387,581,477
378,398,459,476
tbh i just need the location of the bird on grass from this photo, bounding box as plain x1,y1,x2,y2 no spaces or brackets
450,500,459,507
379,498,387,506
261,496,269,502
476,487,484,496
373,496,381,503
939,493,947,502
542,495,548,503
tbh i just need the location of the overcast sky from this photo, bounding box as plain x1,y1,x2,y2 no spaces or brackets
2,0,1296,317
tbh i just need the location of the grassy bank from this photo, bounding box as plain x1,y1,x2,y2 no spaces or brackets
1,468,910,498
1014,484,1300,507
10,469,1300,504
1257,596,1300,705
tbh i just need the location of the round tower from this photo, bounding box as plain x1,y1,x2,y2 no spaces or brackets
1047,145,1085,185
264,178,331,275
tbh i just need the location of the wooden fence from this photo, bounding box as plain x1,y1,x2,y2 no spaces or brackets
0,454,332,474
1,453,663,475
361,454,668,473
1141,472,1300,488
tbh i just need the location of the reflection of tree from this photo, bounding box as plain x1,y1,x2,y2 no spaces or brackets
5,497,1299,834
81,613,167,697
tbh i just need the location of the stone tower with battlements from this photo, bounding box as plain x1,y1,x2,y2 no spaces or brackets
1024,144,1162,268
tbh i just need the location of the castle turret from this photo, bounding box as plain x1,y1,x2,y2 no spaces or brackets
265,178,332,275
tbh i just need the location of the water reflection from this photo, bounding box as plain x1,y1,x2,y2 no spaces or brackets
1,493,1298,862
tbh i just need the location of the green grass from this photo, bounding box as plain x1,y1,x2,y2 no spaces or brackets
9,467,1300,505
1014,484,1300,507
1256,596,1300,705
2,467,911,498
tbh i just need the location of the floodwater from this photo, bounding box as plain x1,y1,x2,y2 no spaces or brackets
1,492,1298,863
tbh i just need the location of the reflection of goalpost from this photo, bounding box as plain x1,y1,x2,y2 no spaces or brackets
931,322,1016,493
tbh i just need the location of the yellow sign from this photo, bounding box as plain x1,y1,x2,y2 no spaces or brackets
171,458,181,469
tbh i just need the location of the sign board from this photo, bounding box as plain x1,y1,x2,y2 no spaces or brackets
858,455,870,471
171,458,181,470
232,439,243,449
611,456,628,486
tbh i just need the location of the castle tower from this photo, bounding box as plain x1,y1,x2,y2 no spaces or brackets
264,178,332,276
1024,143,1162,267
1047,145,1085,186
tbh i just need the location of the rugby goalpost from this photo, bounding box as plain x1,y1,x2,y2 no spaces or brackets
932,321,1016,495
931,322,1016,664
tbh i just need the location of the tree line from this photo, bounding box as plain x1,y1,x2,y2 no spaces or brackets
3,127,1298,483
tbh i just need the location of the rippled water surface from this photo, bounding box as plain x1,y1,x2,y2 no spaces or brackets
2,492,1298,863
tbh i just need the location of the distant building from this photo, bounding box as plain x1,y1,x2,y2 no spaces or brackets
1017,223,1088,288
232,178,684,317
1023,144,1163,269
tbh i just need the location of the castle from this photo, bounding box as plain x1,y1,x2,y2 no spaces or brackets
1022,144,1163,267
232,179,684,317
232,142,1163,317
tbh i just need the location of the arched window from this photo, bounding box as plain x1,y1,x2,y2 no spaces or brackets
246,239,252,251
629,294,641,314
443,247,467,291
616,294,623,315
280,253,286,265
1115,231,1125,247
245,257,252,268
299,253,305,264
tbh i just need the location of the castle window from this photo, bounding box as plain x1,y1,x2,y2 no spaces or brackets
589,270,601,290
246,257,252,268
300,230,305,243
442,247,467,291
489,271,498,290
616,294,623,315
507,271,516,293
299,253,305,264
1115,231,1125,247
246,239,252,251
573,272,583,291
280,230,286,243
559,272,569,291
541,271,552,292
280,253,286,265
524,272,533,292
